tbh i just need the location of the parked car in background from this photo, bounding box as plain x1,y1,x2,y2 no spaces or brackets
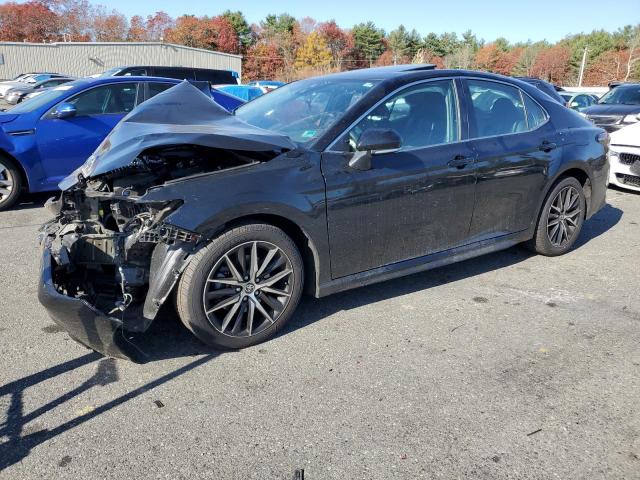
3,77,75,105
608,122,640,192
582,83,640,132
215,84,264,102
247,80,286,93
0,77,242,210
559,91,597,112
514,77,566,104
100,66,240,85
36,67,608,360
0,73,67,98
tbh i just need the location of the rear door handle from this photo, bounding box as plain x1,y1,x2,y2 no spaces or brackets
448,155,475,169
539,140,557,152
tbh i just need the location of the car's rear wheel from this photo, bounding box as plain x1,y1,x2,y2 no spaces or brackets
528,177,586,256
176,223,304,349
0,156,22,211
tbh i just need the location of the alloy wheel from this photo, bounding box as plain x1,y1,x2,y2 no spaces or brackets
0,160,14,206
202,241,294,338
547,185,582,247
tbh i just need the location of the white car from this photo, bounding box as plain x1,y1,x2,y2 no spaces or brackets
609,122,640,192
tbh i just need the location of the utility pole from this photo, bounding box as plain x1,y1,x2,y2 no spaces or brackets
578,46,587,87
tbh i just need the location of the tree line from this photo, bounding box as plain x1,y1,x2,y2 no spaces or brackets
1,0,639,85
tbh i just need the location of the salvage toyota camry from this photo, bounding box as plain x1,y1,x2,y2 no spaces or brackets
38,66,609,361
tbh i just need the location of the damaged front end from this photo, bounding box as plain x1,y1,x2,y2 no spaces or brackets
37,82,296,361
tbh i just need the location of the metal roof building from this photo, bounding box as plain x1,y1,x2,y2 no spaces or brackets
0,42,242,80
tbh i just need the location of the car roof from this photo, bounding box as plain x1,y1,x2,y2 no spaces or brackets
74,76,183,86
319,64,437,81
318,66,545,87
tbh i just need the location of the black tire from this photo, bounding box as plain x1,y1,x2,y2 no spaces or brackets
0,155,22,211
527,177,586,256
176,222,304,349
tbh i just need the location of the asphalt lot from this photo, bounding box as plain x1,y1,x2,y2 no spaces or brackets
0,188,638,479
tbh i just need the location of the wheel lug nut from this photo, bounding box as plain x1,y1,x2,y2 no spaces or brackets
236,287,241,292
242,297,248,301
244,276,249,281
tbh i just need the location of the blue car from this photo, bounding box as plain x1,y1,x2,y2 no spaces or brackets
215,84,264,102
0,76,244,209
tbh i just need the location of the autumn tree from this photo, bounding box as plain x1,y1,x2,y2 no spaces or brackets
146,11,174,41
221,10,252,50
0,1,59,42
318,20,350,68
93,7,128,41
624,26,640,80
127,15,148,41
48,0,93,41
294,30,331,72
583,50,625,85
243,42,284,81
531,45,572,84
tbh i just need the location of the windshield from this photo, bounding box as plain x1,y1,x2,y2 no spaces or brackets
598,85,640,105
9,82,80,113
234,77,379,144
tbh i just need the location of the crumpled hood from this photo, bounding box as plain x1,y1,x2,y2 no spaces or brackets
59,81,297,190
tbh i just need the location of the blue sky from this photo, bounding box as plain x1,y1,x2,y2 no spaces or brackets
99,0,640,43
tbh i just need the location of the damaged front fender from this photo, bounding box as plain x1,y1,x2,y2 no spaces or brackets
143,242,196,322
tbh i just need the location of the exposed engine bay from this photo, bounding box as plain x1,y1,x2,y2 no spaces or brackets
41,144,266,330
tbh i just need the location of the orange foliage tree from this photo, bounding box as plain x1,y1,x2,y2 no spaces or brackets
531,45,572,84
0,1,59,42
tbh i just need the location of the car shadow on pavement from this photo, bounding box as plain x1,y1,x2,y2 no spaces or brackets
0,202,622,471
0,349,220,471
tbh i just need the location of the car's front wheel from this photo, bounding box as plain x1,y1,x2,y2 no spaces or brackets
528,176,586,256
176,223,304,349
0,156,22,211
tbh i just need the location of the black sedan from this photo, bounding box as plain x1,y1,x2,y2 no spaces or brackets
37,66,609,361
582,83,640,132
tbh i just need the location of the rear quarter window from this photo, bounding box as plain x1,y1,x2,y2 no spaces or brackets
522,93,548,129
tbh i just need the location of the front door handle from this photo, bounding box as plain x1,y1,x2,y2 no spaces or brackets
539,140,557,152
448,155,475,169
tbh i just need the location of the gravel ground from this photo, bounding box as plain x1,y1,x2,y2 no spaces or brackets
0,188,638,480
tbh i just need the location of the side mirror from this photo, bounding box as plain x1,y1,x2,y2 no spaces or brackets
53,102,77,119
570,101,580,109
348,129,401,171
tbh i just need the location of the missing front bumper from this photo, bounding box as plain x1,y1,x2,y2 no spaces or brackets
38,246,148,362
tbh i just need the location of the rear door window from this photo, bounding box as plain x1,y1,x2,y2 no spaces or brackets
466,80,528,137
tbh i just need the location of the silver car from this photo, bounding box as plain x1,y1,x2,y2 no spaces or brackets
3,77,75,105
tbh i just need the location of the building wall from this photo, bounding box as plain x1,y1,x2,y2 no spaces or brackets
0,42,242,80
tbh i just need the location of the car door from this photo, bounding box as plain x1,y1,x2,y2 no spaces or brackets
36,82,140,184
321,78,477,278
461,79,559,241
